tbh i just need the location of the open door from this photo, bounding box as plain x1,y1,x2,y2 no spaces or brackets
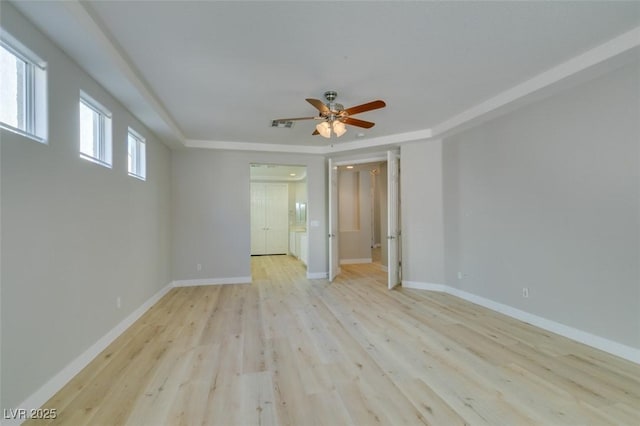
328,158,339,281
387,150,401,289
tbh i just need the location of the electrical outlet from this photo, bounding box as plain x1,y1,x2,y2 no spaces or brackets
522,287,529,298
197,263,202,271
116,297,122,309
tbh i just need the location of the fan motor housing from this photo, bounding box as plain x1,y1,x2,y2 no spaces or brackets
324,91,338,102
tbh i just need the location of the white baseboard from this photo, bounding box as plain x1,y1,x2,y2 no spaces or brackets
401,280,446,292
171,276,252,287
401,280,640,364
340,258,372,265
8,274,253,424
307,271,328,279
7,282,173,426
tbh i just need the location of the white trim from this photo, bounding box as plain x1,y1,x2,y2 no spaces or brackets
8,283,173,425
432,26,640,138
171,276,252,287
184,27,640,155
28,1,638,155
401,281,640,364
186,130,433,155
63,1,186,149
326,129,432,153
172,27,640,155
0,33,48,143
307,271,328,279
186,139,326,154
0,124,47,145
332,154,388,166
401,280,446,292
340,258,372,265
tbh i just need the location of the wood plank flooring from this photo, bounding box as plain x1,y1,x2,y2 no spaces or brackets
28,255,640,425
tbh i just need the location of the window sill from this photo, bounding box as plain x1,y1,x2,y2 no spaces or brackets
0,123,47,145
128,172,146,182
80,153,112,169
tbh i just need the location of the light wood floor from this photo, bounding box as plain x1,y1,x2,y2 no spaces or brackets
30,255,640,425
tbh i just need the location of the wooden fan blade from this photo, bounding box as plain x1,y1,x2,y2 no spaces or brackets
273,116,317,121
342,116,375,129
343,100,386,116
306,98,330,113
312,129,319,135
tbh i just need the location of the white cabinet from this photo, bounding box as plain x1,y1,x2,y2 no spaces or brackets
299,233,308,266
251,183,289,255
289,231,298,257
288,231,308,266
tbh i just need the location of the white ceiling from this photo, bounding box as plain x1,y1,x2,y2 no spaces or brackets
10,1,640,154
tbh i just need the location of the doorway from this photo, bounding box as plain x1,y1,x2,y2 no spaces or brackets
336,161,386,267
328,151,401,288
250,164,309,266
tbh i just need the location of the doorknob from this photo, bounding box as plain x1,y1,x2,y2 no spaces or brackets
387,235,395,240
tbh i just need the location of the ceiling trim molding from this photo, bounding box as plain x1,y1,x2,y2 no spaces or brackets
188,26,639,154
187,128,433,155
183,26,639,155
185,139,327,154
64,0,186,148
43,3,640,155
332,155,387,166
324,129,433,154
431,25,640,138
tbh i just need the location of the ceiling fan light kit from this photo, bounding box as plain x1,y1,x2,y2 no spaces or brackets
333,120,347,137
315,121,331,138
275,91,386,139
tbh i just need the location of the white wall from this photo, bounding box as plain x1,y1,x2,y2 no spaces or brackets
443,59,640,348
1,3,172,410
338,169,373,262
401,140,445,284
172,150,326,281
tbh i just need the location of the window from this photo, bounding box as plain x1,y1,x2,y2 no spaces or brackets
127,128,146,180
79,93,112,167
0,35,47,142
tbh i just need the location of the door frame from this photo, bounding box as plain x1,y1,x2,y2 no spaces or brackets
387,150,401,289
249,163,309,260
328,151,400,285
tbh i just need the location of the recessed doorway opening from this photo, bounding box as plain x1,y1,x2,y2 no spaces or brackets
250,164,309,268
328,151,401,289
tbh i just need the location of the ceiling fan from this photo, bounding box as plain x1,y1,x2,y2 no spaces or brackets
274,91,386,138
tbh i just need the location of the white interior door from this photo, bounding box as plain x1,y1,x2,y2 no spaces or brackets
251,182,288,255
328,158,339,281
251,183,267,255
387,150,400,289
265,183,289,253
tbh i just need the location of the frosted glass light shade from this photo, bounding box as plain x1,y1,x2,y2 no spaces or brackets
333,120,346,137
316,121,331,138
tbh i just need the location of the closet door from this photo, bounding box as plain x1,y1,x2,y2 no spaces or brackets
251,182,288,255
265,183,289,254
250,183,267,255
